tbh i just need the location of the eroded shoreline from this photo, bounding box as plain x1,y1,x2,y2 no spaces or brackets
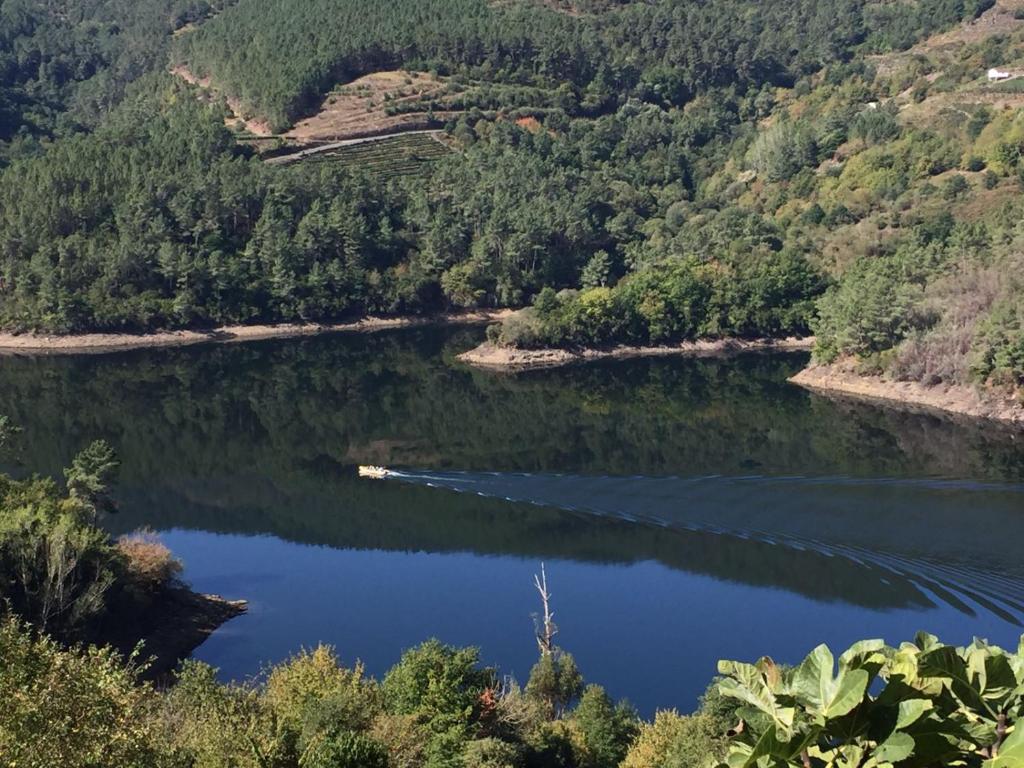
790,364,1024,427
0,310,512,355
457,336,815,370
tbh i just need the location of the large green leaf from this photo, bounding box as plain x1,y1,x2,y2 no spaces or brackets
718,658,797,734
986,725,1024,768
792,644,869,719
983,655,1019,704
896,699,932,730
874,732,915,763
919,645,996,718
839,639,887,674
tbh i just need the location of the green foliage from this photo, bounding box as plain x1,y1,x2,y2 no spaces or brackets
746,118,818,183
64,439,120,519
0,0,1012,395
0,616,157,767
851,104,901,145
527,651,585,718
942,174,970,200
570,684,639,768
0,473,121,638
973,293,1024,386
382,639,494,764
301,730,389,768
581,251,613,290
0,0,219,161
498,248,821,349
177,0,877,128
156,659,289,767
265,645,381,750
717,633,1024,768
0,426,184,643
813,254,932,362
621,709,728,768
0,414,21,457
460,736,523,767
863,0,992,51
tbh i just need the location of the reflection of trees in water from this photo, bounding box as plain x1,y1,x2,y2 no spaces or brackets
107,468,933,613
0,327,1020,484
1,326,1021,616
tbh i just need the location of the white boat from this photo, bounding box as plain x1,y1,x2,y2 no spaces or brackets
358,465,391,479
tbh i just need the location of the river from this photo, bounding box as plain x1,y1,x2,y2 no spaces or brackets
1,326,1022,714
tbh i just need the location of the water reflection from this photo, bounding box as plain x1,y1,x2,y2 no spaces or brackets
0,327,1022,711
379,469,1024,625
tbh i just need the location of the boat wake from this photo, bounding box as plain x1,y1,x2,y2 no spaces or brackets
375,469,1024,625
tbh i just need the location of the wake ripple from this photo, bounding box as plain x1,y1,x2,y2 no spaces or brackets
378,469,1024,625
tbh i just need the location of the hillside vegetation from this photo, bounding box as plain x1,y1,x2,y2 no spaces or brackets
483,2,1024,392
0,0,1021,400
0,0,230,163
174,0,879,130
6,595,1024,768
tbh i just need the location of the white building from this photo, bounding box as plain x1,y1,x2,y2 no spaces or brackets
988,68,1011,82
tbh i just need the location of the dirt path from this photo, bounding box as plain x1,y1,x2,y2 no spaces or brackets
264,129,446,165
171,65,273,136
0,310,511,356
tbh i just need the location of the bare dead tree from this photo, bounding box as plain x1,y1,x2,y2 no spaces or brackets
532,563,557,655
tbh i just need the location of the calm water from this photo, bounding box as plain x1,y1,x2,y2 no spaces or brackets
2,326,1023,714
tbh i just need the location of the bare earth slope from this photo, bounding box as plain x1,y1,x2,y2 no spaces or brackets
791,364,1024,426
459,337,815,370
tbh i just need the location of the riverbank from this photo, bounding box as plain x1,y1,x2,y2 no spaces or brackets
458,336,815,370
790,363,1024,426
101,587,247,682
0,310,512,355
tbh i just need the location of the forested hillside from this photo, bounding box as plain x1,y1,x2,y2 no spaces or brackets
174,0,979,130
0,0,1021,397
0,0,228,162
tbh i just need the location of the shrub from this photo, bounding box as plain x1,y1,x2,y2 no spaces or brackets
0,475,121,638
890,263,1003,385
526,651,584,718
851,104,900,145
716,634,1024,768
813,254,931,361
264,645,380,747
0,617,157,768
492,682,548,745
369,713,428,768
300,730,389,768
746,118,819,183
972,293,1024,386
64,439,120,520
460,736,523,767
942,174,970,200
571,685,639,768
117,530,183,594
155,660,287,767
621,710,726,768
491,307,544,348
580,251,612,289
381,639,493,748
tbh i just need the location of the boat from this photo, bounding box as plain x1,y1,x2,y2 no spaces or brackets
358,465,391,479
